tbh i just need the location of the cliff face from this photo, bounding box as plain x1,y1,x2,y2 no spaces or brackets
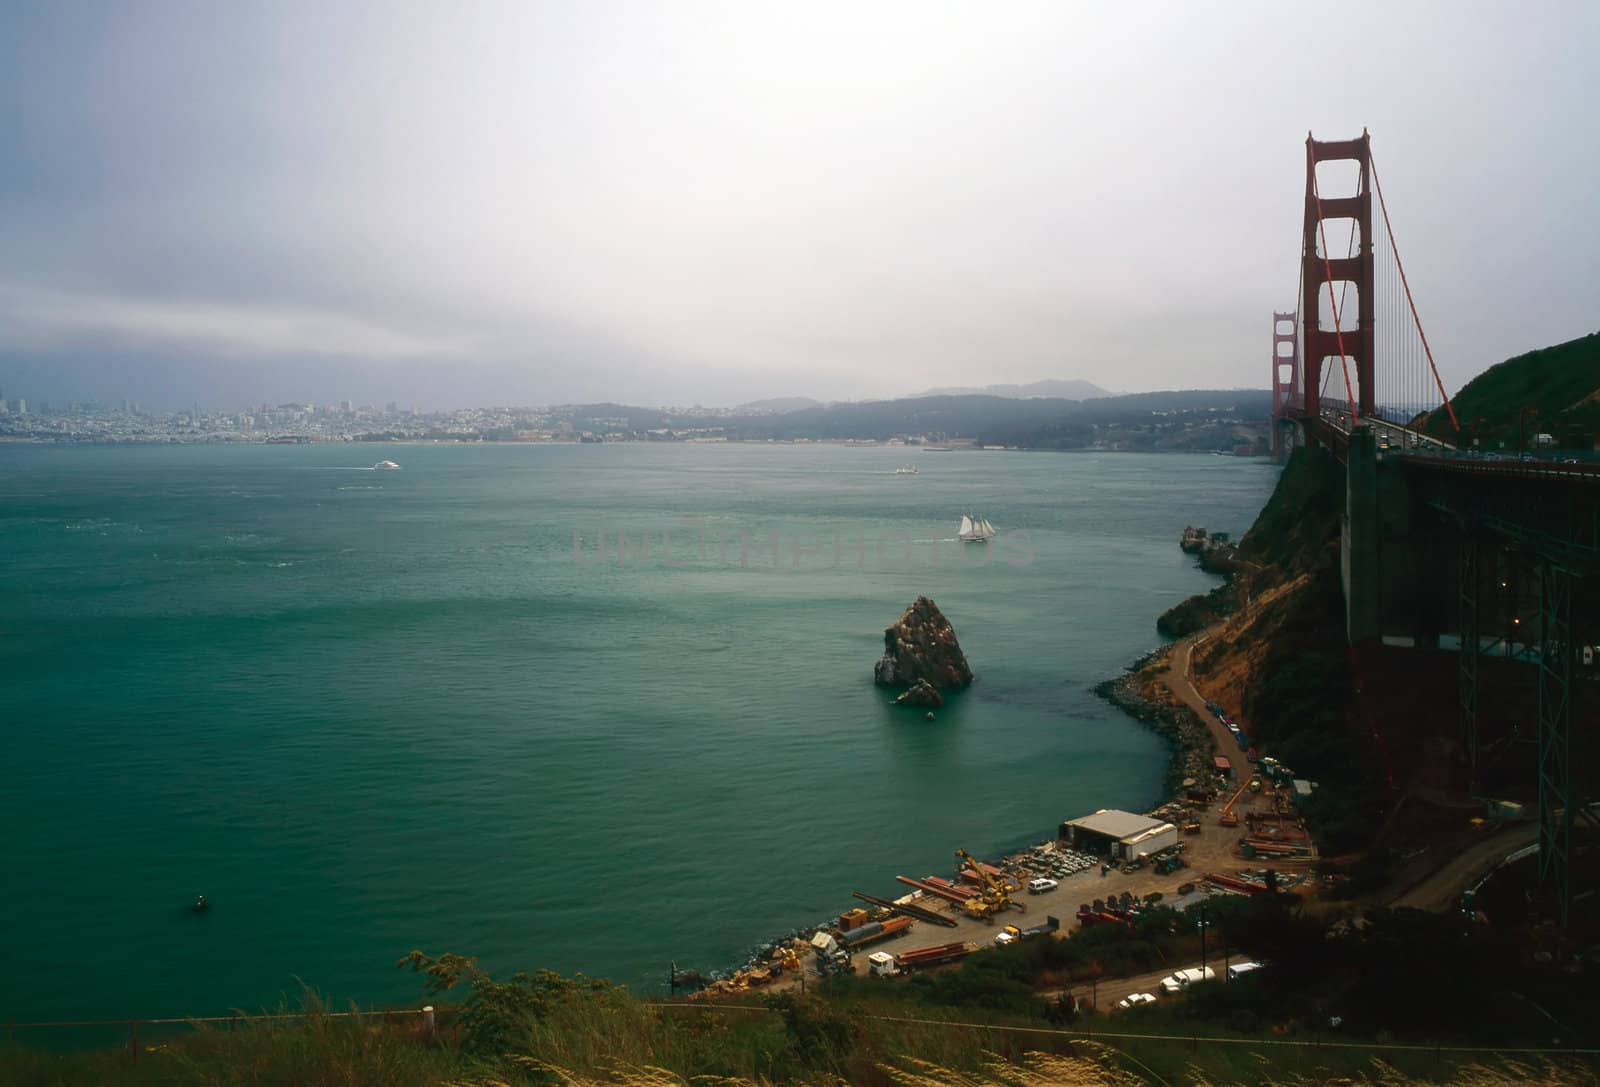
1179,447,1349,716
873,597,974,689
1160,446,1396,852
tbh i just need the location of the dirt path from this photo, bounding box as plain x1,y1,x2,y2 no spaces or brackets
1162,633,1238,762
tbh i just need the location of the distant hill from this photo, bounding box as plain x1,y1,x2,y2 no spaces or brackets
913,378,1112,400
1423,331,1600,449
734,396,822,414
719,389,1270,450
549,389,1270,452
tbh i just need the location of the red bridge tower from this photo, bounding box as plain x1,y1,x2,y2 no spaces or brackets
1301,132,1375,420
1270,310,1298,455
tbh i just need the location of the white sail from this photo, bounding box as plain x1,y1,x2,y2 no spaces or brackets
958,514,974,537
978,518,995,536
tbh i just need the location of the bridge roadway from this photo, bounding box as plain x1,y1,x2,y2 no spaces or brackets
1306,407,1600,484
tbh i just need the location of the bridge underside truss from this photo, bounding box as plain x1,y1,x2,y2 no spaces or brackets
1425,470,1599,929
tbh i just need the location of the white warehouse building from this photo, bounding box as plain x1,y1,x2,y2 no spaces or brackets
1059,809,1179,861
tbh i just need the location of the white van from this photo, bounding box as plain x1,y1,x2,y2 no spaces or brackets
1159,966,1216,994
1027,877,1059,894
1226,961,1264,981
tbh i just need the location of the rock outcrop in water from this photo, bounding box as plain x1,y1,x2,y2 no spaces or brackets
894,679,944,707
873,596,973,692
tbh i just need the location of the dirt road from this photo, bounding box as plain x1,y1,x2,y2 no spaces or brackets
1163,632,1238,761
1390,823,1538,911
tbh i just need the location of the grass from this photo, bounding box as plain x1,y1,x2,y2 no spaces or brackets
6,974,1596,1087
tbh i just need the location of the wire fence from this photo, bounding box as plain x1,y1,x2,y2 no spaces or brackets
7,998,1597,1072
2,1006,439,1063
643,1002,1600,1057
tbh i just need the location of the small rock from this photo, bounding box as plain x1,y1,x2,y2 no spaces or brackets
895,679,944,707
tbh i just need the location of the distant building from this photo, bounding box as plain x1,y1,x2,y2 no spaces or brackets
14,398,25,415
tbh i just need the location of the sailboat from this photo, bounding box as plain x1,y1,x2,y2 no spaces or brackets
958,514,997,543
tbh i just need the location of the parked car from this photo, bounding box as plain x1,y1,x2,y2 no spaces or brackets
1117,992,1157,1009
1027,877,1059,894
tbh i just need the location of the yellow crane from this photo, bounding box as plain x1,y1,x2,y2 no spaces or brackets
1218,777,1252,827
955,848,1022,922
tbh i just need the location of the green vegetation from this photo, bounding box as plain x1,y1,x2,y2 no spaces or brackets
1235,444,1344,576
7,913,1595,1086
1422,330,1600,450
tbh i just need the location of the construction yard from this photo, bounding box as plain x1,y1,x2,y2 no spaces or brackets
695,756,1319,998
687,624,1325,1000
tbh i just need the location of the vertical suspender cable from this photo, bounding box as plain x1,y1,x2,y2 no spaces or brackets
1369,146,1460,433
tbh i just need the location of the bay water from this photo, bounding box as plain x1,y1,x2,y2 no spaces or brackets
0,441,1275,1023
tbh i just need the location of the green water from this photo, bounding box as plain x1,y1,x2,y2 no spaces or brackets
0,442,1275,1022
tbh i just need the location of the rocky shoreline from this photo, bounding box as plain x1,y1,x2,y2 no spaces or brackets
691,606,1220,994
1093,647,1219,802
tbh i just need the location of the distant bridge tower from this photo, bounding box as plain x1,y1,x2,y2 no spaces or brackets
1301,132,1375,420
1270,310,1299,456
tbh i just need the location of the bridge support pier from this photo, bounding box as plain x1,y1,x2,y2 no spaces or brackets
1537,560,1574,927
1343,426,1380,643
1458,533,1480,771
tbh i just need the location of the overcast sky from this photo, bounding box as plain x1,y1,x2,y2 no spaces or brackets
2,1,1596,409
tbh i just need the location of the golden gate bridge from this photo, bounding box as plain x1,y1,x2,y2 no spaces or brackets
1266,131,1598,928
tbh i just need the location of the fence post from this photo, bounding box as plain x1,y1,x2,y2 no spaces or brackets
422,1006,436,1041
129,1020,138,1062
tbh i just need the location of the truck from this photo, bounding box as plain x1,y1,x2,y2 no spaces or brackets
1159,966,1216,994
884,941,980,972
809,931,852,977
867,951,899,978
994,915,1060,946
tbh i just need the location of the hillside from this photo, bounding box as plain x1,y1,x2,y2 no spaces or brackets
914,378,1112,400
556,389,1272,451
735,396,823,414
1423,330,1600,449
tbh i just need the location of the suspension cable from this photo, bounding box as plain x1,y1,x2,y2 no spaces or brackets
1369,145,1459,432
